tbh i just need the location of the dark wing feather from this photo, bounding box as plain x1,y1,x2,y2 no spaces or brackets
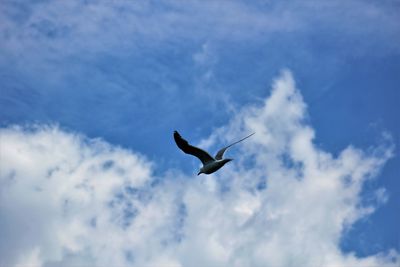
215,132,255,160
174,131,214,165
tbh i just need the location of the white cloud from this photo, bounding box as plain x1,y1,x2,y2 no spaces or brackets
0,71,398,267
1,0,399,63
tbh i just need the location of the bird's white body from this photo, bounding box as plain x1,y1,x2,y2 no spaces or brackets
199,159,232,175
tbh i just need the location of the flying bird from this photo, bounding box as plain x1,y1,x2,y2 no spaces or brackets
173,131,255,175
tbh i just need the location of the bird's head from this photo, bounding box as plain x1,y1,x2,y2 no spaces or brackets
198,166,206,175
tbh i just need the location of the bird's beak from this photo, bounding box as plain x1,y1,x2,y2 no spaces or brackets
197,172,201,175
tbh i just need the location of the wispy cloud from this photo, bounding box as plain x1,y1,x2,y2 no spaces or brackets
1,0,399,74
1,71,397,267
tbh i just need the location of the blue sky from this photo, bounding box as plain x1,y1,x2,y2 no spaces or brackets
0,1,399,266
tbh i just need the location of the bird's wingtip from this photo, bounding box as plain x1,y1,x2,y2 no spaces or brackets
173,131,182,141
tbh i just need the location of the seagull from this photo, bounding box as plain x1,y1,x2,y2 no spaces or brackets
174,131,255,175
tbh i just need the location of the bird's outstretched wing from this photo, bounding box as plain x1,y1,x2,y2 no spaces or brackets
174,131,215,165
215,132,255,160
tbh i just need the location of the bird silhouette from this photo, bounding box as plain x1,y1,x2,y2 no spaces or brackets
173,131,255,175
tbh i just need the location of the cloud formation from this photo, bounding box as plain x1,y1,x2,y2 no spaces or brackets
0,71,398,267
1,0,399,65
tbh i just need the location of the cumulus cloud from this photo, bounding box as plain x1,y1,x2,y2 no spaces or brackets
0,71,398,267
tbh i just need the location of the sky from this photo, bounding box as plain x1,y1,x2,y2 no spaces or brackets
0,0,399,266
